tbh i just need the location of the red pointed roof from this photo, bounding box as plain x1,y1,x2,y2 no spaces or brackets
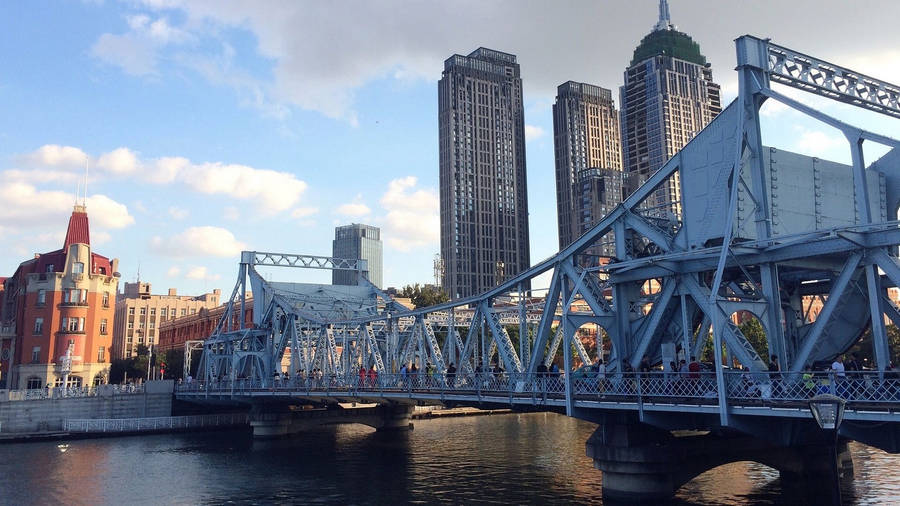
64,204,90,248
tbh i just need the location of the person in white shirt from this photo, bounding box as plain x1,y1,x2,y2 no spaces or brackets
831,355,846,377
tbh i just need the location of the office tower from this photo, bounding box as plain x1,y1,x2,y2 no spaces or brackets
439,48,530,299
620,0,721,217
553,81,623,253
332,223,383,289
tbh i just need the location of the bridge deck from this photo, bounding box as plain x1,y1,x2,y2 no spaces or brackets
177,371,900,423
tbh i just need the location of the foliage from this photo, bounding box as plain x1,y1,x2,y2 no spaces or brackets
398,283,449,308
739,318,769,359
850,324,900,366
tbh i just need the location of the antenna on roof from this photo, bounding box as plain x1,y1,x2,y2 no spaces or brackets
655,0,675,31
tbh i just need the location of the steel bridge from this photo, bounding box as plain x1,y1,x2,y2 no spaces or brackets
178,35,900,501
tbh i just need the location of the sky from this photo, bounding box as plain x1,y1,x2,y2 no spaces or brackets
1,0,899,296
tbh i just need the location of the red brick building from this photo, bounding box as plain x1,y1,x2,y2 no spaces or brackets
0,205,119,389
157,298,253,354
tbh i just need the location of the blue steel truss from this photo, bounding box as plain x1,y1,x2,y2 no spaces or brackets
193,35,900,428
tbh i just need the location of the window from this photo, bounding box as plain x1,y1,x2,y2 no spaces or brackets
102,292,110,307
97,346,106,363
100,318,108,335
26,377,42,390
33,318,43,335
149,320,155,329
37,289,46,306
140,307,146,316
46,264,54,273
31,347,40,363
181,308,187,316
190,308,196,315
139,321,145,329
127,321,134,330
61,317,84,333
150,308,156,317
128,307,135,316
72,262,84,274
161,308,168,318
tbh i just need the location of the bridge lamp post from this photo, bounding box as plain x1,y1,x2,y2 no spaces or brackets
809,393,846,504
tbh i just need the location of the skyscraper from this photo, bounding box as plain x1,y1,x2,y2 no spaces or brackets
553,81,623,254
332,223,383,289
439,48,530,299
620,0,721,217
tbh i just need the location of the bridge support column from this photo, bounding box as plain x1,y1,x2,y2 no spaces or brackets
372,404,414,432
585,414,852,503
249,412,303,439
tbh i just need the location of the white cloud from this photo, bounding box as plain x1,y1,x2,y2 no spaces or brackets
335,195,371,217
379,176,439,251
150,226,246,257
168,206,189,220
97,147,141,174
167,266,181,277
524,125,545,142
179,162,308,214
93,231,112,245
185,266,220,281
91,32,158,76
147,156,189,183
0,179,134,231
792,129,846,159
23,144,88,168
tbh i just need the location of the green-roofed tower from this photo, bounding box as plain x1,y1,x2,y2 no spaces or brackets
620,0,721,218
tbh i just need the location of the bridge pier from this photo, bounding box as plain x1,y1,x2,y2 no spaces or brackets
585,414,851,503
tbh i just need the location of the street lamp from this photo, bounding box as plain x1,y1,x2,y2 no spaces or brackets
809,393,846,505
809,393,846,430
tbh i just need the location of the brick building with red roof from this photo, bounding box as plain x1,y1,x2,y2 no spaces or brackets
0,204,120,389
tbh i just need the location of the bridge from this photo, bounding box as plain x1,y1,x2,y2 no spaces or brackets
177,35,900,502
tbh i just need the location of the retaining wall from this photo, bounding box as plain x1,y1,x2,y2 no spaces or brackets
0,380,173,433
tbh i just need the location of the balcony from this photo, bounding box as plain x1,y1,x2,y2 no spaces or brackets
58,301,89,308
58,329,86,335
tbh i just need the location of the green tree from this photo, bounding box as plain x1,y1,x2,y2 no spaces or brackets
399,283,449,308
738,318,769,359
850,324,900,366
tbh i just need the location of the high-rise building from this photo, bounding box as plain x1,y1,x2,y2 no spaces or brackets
112,283,221,360
0,205,119,389
332,223,383,288
439,47,530,299
553,81,623,253
575,168,625,257
620,0,721,217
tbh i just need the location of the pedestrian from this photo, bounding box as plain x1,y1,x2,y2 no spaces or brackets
367,366,377,388
400,363,408,387
358,365,367,388
536,362,548,393
596,359,607,394
410,363,419,388
446,363,457,388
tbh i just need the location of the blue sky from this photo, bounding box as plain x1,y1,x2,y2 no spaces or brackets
1,1,898,296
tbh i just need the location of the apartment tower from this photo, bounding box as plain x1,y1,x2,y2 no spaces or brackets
620,0,721,217
439,48,530,299
553,81,623,256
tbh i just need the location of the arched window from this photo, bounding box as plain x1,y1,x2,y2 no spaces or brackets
93,374,105,386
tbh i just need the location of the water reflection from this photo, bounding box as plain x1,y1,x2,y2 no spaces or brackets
0,413,897,505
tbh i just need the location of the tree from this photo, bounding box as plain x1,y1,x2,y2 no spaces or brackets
738,318,769,360
399,283,449,308
850,324,900,366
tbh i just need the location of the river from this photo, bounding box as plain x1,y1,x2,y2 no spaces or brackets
1,412,898,504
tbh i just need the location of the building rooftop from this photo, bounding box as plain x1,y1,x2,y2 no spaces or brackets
630,29,707,67
63,204,90,248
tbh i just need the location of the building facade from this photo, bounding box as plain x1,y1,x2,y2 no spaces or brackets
439,47,531,299
112,283,220,360
0,205,119,389
157,299,253,354
553,81,623,254
620,0,721,217
332,224,383,288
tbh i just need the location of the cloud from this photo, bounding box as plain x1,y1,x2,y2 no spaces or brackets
168,206,189,220
0,179,134,231
167,266,181,277
524,125,545,142
379,176,438,251
335,195,371,217
22,144,88,168
97,147,141,174
792,129,846,159
150,226,246,257
185,266,221,281
11,145,311,216
91,32,158,76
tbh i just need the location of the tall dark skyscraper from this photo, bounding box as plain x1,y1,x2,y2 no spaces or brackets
438,48,530,299
553,81,623,255
620,0,721,217
332,223,383,289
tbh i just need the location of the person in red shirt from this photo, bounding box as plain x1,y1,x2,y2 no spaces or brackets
688,356,701,379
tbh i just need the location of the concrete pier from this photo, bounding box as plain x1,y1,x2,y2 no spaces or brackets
248,403,414,438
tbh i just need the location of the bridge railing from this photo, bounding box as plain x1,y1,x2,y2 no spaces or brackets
724,370,900,404
175,371,900,408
